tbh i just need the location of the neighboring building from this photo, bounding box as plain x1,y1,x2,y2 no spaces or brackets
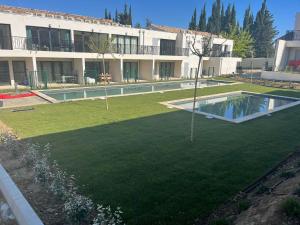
0,5,241,87
262,13,300,81
273,13,300,72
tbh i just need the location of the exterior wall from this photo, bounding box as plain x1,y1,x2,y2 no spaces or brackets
139,60,153,81
219,57,241,75
0,7,238,86
262,71,300,82
240,58,274,70
274,40,289,71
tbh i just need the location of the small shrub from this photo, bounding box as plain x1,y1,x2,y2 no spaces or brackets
281,198,300,218
64,192,94,224
49,161,68,199
93,205,124,225
210,218,231,225
32,144,52,184
256,185,269,195
237,199,250,213
0,133,20,156
280,171,296,179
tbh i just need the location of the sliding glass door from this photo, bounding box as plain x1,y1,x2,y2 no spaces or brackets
159,62,175,79
13,61,27,85
123,62,138,81
0,24,12,50
0,61,10,85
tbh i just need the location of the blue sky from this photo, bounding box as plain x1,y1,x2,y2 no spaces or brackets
0,0,298,36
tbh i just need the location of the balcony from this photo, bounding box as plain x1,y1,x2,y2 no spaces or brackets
210,50,231,57
2,36,190,56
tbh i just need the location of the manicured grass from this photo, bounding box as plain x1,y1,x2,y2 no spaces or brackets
1,83,300,225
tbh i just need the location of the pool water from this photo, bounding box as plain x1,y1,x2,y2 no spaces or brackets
169,92,300,123
40,80,228,101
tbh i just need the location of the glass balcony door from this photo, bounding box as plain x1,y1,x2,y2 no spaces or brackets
0,24,12,50
159,62,175,79
0,61,10,85
13,61,27,85
123,62,138,81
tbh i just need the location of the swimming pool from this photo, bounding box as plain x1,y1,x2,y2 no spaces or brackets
162,91,300,123
38,80,231,102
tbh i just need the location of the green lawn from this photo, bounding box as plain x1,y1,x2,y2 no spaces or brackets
1,83,300,225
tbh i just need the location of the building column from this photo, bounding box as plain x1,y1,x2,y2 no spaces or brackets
8,60,15,86
120,58,123,82
73,58,85,84
152,59,157,80
25,56,38,87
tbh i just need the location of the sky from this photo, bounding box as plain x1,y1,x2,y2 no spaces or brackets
0,0,298,37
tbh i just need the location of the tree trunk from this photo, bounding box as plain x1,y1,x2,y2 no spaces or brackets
190,56,202,142
102,54,109,111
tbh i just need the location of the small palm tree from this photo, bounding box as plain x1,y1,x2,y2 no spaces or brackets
88,36,115,111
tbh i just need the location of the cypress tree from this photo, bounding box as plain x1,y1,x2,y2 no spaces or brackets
129,5,132,26
198,4,207,31
207,0,221,34
108,12,112,20
253,0,277,57
188,8,197,30
231,4,237,29
104,8,108,19
224,4,232,33
220,4,226,32
243,5,254,33
114,9,119,23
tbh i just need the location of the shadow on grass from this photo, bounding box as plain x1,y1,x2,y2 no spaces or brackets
22,99,300,225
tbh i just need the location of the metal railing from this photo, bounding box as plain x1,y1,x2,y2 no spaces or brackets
2,36,190,56
279,30,300,41
294,31,300,40
210,50,231,57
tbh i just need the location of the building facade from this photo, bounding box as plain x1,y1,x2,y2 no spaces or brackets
0,5,241,87
273,13,300,72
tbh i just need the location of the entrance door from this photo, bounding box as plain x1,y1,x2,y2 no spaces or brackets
123,62,138,81
0,61,10,85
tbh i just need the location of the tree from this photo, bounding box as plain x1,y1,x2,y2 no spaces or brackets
206,0,221,34
145,18,152,28
253,0,277,57
223,26,254,58
220,4,226,32
88,36,115,111
189,32,215,142
108,12,112,20
189,8,197,30
135,22,142,28
243,5,254,32
230,4,237,29
129,5,132,26
114,9,119,23
104,8,108,19
223,4,232,33
198,4,207,31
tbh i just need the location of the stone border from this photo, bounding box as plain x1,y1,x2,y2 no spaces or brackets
0,164,44,225
160,91,300,123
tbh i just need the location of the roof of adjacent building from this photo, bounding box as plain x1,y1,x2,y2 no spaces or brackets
0,5,113,25
149,24,219,37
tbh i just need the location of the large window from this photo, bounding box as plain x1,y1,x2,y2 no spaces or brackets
74,31,108,53
159,62,175,79
26,26,71,52
123,62,138,81
13,61,27,85
85,61,110,79
0,61,10,84
37,61,74,83
160,39,176,55
0,24,12,50
112,35,138,54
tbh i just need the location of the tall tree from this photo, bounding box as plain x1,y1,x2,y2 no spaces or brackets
108,12,112,20
220,4,226,32
129,5,132,26
230,4,237,29
104,8,108,19
198,4,207,31
188,8,197,30
253,0,277,57
207,0,221,34
243,5,254,32
223,26,254,58
223,4,232,33
114,9,119,23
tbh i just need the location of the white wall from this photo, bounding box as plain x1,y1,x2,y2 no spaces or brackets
139,60,153,80
240,58,274,69
262,71,300,82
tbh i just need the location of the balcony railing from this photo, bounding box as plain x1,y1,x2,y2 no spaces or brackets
294,31,300,40
279,31,300,41
210,50,231,57
2,36,191,56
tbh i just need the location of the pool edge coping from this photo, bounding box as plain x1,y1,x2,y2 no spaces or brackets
160,90,300,124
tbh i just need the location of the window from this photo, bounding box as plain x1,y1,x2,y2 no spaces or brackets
85,62,110,79
0,24,12,50
112,35,138,54
26,26,71,51
74,31,108,53
160,39,176,55
159,62,175,78
13,61,27,84
0,61,9,84
37,61,74,83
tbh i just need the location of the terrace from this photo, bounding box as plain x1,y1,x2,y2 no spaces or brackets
1,82,300,225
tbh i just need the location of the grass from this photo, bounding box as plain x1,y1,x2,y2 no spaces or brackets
1,83,300,225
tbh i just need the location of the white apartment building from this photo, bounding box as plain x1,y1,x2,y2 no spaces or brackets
273,13,300,72
0,5,241,87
